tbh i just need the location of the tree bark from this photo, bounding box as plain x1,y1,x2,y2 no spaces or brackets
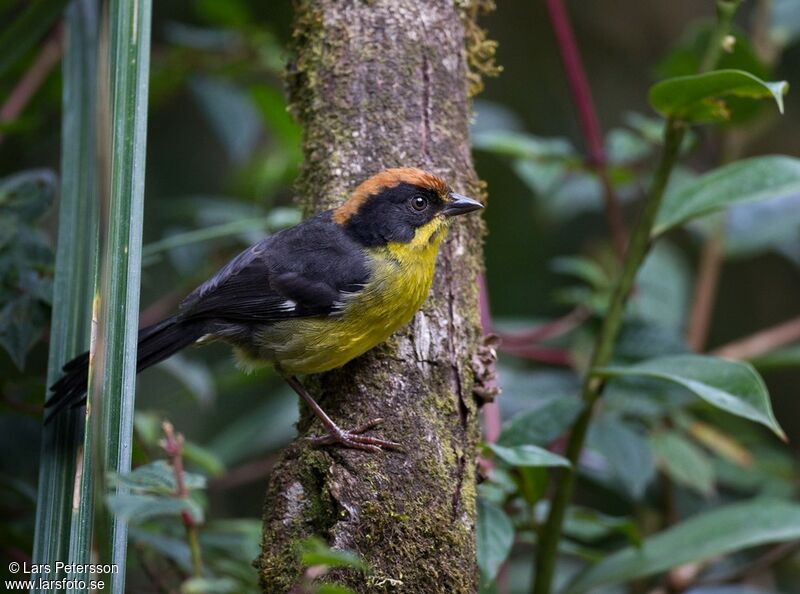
257,1,493,592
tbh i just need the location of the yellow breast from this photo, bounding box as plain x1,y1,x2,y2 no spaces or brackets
251,218,447,375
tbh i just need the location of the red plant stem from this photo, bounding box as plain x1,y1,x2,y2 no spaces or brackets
161,421,203,577
712,314,800,361
544,0,627,257
496,306,588,345
0,26,63,145
686,226,724,351
499,344,572,366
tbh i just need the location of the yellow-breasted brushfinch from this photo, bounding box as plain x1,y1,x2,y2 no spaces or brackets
47,168,483,452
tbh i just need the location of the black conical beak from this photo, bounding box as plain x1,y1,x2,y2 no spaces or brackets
443,192,484,217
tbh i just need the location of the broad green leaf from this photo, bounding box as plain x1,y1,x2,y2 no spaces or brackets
650,431,715,496
108,460,206,495
497,397,583,448
487,443,570,468
649,69,788,123
595,354,785,439
751,345,800,371
477,498,514,581
563,499,800,593
587,417,655,500
564,507,641,546
654,156,800,236
716,193,800,258
129,527,192,571
551,256,611,289
299,537,366,571
472,130,577,163
631,242,690,330
106,493,204,524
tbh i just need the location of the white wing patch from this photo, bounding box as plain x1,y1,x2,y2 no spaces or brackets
278,299,297,312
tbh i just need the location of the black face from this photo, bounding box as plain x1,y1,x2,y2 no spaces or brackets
343,182,445,247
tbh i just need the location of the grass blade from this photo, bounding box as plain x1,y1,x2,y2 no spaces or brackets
82,0,152,591
31,0,99,590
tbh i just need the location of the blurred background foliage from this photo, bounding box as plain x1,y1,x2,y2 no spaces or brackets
2,0,800,593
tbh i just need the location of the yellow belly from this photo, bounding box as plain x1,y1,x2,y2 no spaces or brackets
247,241,440,375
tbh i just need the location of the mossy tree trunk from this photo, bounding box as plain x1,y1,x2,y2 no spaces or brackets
257,1,494,592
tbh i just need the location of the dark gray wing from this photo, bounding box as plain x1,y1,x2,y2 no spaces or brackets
179,211,370,323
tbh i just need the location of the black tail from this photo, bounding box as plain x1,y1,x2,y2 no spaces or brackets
44,316,206,424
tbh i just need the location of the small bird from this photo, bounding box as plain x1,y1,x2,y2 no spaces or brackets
46,168,483,452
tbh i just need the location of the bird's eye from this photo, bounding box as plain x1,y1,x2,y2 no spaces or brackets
411,195,428,211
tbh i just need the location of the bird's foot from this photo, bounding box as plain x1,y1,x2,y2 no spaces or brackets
308,418,403,453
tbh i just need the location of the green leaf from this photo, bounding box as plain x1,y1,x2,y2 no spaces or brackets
299,537,366,571
476,498,514,581
0,295,48,370
108,460,206,495
588,416,655,500
0,170,57,221
648,69,788,123
106,493,204,524
129,527,192,571
550,256,610,289
487,443,570,468
84,0,153,587
594,354,785,439
472,130,577,163
650,431,715,496
563,499,800,593
654,155,800,236
564,507,641,547
497,397,583,448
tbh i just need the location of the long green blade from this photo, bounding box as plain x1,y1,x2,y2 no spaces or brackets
31,1,99,591
82,0,152,591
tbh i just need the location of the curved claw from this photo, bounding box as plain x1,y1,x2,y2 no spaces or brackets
308,418,403,453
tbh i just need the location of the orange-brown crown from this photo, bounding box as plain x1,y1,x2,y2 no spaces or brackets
332,168,449,225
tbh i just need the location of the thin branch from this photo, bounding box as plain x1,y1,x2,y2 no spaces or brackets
544,0,627,258
712,314,800,360
0,25,63,145
685,223,724,351
160,421,203,578
499,344,572,366
532,120,686,594
685,0,744,349
699,0,743,74
495,306,588,346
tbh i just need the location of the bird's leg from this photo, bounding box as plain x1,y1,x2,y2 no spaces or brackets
283,375,402,453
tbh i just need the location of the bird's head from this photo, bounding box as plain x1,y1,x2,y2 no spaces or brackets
332,168,483,252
